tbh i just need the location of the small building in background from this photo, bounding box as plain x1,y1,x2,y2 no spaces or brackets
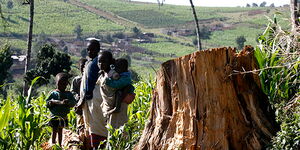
10,55,26,77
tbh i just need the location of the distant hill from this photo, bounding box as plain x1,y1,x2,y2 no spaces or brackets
0,0,291,78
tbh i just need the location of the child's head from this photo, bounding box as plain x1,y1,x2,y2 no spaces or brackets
79,58,87,74
98,51,115,73
55,73,69,92
87,39,100,59
115,58,128,73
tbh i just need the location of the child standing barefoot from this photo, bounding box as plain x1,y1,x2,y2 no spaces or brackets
46,73,77,146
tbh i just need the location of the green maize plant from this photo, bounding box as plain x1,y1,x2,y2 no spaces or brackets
105,78,155,150
0,77,51,149
254,14,300,149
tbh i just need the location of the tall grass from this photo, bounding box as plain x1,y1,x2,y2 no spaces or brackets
254,14,300,149
0,78,51,149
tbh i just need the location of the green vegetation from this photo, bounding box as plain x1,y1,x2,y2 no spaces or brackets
0,76,154,149
254,15,300,149
0,1,298,148
117,10,185,28
80,0,270,28
133,41,194,57
0,78,51,149
0,45,13,86
1,0,124,35
25,44,72,85
107,79,154,149
205,26,262,48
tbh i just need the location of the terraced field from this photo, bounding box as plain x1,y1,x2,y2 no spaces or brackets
1,0,124,35
0,0,291,78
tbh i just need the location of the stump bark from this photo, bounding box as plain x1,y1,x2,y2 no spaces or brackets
136,46,279,150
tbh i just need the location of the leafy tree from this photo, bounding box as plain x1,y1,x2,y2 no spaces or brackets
6,1,13,9
132,27,141,37
25,44,72,85
236,36,246,49
260,1,267,7
0,45,13,86
252,3,258,7
270,3,275,7
246,3,251,7
74,25,83,39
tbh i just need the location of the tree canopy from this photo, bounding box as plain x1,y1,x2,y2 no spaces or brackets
25,44,72,85
0,45,13,86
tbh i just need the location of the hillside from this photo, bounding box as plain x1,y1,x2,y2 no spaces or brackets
0,0,290,78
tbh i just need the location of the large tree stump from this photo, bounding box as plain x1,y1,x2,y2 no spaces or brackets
136,46,278,150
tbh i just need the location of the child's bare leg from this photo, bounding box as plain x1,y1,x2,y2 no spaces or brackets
58,128,63,146
52,127,58,144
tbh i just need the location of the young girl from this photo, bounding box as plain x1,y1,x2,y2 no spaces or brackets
46,73,77,146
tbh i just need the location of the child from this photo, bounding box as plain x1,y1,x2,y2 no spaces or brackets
71,58,87,103
46,73,77,146
105,58,135,115
70,58,87,148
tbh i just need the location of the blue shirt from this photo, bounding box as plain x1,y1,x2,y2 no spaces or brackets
105,72,134,93
85,57,100,97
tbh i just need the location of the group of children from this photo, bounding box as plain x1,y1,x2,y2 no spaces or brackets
46,51,135,146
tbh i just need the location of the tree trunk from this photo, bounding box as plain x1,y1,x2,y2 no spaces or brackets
23,0,34,96
291,0,300,31
136,46,279,149
189,0,202,50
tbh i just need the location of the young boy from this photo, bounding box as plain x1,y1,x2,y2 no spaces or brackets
70,58,87,148
105,58,135,115
71,58,87,103
46,73,77,146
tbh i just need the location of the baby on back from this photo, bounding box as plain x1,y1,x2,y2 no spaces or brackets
105,58,135,114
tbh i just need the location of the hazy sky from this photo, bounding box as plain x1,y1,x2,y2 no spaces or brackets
133,0,289,7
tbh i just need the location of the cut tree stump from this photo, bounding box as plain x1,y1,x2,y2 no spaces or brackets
136,46,279,150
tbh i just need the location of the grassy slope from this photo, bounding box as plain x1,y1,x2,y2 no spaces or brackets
80,0,268,28
1,0,124,35
0,0,291,78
